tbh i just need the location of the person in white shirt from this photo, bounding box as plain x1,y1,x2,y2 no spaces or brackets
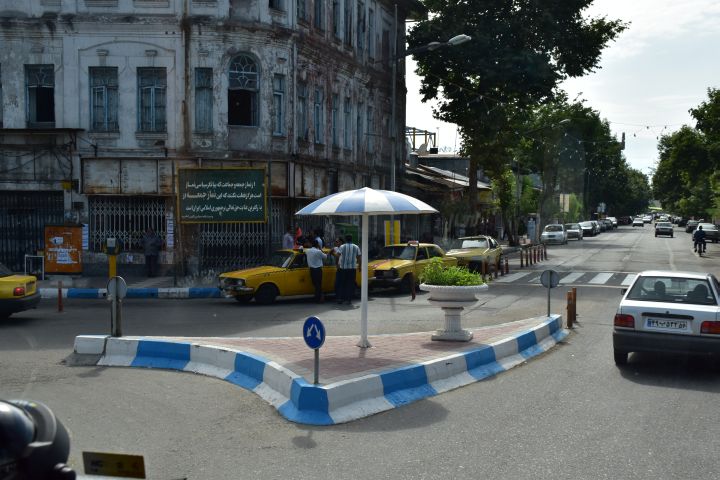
282,226,295,249
306,239,327,302
336,234,361,305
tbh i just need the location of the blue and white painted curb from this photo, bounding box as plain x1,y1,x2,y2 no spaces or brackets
41,287,221,299
74,315,568,425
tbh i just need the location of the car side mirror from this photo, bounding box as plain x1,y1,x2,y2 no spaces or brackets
620,288,627,295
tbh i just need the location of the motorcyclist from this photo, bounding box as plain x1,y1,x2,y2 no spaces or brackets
693,225,706,253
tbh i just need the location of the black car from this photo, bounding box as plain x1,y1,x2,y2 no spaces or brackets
579,221,595,237
685,220,699,233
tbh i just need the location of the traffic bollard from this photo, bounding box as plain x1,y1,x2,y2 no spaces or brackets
494,259,499,278
566,291,573,328
58,281,63,313
504,256,509,275
544,243,548,259
572,287,578,324
520,250,524,268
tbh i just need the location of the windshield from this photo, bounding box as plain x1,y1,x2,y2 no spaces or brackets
544,225,563,232
580,222,592,227
377,245,417,260
627,276,716,305
267,251,294,268
564,224,579,230
698,223,717,231
460,239,488,249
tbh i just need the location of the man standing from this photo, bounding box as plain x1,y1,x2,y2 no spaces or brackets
306,239,327,303
143,228,163,277
336,234,360,305
282,226,295,249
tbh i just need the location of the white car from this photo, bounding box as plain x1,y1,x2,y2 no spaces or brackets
540,224,567,245
632,217,644,227
613,270,720,365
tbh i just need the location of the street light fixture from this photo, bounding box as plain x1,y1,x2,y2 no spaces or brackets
389,12,471,192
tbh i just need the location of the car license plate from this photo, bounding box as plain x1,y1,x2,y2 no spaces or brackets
645,318,689,331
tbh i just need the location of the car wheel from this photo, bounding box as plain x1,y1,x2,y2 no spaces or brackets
254,284,278,305
234,295,252,304
671,234,674,238
614,350,628,366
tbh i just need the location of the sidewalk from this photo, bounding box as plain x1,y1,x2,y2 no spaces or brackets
73,315,568,425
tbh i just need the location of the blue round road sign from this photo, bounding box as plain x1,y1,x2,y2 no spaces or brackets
303,316,326,350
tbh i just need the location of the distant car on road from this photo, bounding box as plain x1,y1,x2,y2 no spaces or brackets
654,222,674,237
685,220,699,233
540,224,568,245
697,223,720,243
445,236,504,272
632,217,644,227
642,215,653,224
579,221,595,237
613,270,720,365
564,223,583,240
608,217,618,228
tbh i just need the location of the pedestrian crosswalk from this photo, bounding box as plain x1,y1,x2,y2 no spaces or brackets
494,270,637,288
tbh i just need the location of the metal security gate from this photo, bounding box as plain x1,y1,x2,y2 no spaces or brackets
0,191,64,272
88,196,167,252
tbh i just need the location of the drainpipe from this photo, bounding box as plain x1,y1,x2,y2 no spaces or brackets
181,0,191,152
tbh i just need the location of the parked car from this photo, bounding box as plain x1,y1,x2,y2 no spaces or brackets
613,270,720,365
370,242,457,292
579,221,595,237
590,220,601,235
642,215,653,224
654,222,674,237
540,224,568,245
601,218,614,230
608,217,618,228
685,220,699,233
218,248,362,304
632,217,644,227
564,223,583,240
676,217,688,227
445,236,504,272
697,223,720,243
0,262,40,318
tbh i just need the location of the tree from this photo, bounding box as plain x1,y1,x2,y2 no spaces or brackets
409,1,626,237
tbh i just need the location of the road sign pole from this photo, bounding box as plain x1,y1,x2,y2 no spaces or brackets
547,284,551,317
314,349,319,385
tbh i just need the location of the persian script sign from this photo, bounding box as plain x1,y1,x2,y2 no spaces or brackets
178,168,267,223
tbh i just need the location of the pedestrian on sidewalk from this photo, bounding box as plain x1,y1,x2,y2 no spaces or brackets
282,226,295,249
306,239,327,303
336,234,360,305
143,228,163,277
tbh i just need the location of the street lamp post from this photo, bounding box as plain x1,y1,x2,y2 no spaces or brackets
388,9,470,192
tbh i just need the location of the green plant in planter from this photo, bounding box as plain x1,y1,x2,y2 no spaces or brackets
419,257,485,286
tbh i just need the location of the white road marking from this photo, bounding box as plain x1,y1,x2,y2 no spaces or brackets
495,272,535,283
621,274,636,286
559,272,585,284
589,272,614,284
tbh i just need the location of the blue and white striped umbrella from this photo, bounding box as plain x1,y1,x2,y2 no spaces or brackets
295,187,438,216
296,187,437,348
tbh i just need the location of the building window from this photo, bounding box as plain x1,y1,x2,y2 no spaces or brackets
0,65,3,128
344,0,352,46
314,0,324,30
382,22,391,64
269,0,284,11
366,105,374,153
297,82,308,141
332,0,341,39
89,67,119,132
137,67,167,133
194,68,213,133
25,64,55,127
228,55,258,127
357,1,365,54
343,97,351,149
297,0,307,21
313,87,324,144
356,101,364,151
272,74,285,136
331,94,339,147
368,8,375,59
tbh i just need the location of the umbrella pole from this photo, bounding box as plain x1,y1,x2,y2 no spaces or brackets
358,213,371,348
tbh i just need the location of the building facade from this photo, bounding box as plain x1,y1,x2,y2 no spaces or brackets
0,0,424,275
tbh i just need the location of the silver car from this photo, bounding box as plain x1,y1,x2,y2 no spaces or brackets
540,224,568,245
613,270,720,365
564,223,583,240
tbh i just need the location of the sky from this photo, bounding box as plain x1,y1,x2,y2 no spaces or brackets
404,0,720,179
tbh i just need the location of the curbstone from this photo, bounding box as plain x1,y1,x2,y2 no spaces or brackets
41,287,222,300
78,315,567,425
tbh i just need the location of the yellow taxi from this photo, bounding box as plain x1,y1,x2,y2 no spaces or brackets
218,248,362,304
444,236,504,272
369,242,457,292
0,262,41,319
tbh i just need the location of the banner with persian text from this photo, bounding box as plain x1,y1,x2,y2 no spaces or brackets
177,168,267,223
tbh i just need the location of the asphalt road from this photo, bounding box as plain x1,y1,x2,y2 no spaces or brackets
2,224,720,479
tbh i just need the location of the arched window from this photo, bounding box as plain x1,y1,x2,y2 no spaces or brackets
228,55,258,126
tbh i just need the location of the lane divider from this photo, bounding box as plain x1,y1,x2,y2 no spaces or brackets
74,315,567,425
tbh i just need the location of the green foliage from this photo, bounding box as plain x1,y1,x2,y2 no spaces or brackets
419,258,484,286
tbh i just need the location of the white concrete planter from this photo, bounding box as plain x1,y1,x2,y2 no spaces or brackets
420,283,489,341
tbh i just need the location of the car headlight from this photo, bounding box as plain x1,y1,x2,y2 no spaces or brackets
390,268,399,278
